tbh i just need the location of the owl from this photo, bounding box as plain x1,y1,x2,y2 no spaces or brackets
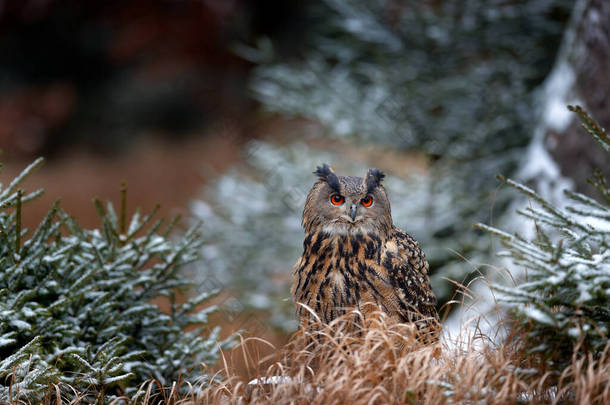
292,164,438,333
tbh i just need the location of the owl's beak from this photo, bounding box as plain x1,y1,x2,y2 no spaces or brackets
349,204,357,221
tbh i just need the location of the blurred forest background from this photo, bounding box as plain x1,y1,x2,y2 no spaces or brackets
1,0,608,342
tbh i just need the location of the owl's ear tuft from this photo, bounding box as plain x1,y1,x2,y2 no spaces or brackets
314,163,340,192
366,168,385,193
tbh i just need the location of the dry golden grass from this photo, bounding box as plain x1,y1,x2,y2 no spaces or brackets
189,311,610,405
5,311,610,404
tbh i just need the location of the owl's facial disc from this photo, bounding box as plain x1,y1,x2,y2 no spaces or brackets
306,164,391,236
321,193,378,236
328,192,369,223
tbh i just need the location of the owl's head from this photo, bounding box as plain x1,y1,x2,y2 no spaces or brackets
302,164,393,236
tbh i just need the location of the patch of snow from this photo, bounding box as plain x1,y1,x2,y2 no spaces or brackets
547,274,566,285
568,327,581,338
579,215,610,233
588,8,600,24
0,337,16,347
191,200,213,218
593,252,610,262
442,277,506,350
577,282,593,302
9,320,31,331
249,293,271,309
248,376,293,385
517,387,557,403
524,307,554,326
21,307,35,318
518,37,580,207
541,62,576,133
519,133,560,181
247,375,323,395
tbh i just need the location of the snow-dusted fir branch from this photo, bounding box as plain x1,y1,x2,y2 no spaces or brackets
249,0,572,158
477,107,610,368
568,105,610,153
0,161,232,403
217,0,573,328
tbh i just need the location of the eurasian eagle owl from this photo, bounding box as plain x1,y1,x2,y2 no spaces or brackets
292,164,438,331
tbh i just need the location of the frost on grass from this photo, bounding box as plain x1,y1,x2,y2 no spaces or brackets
477,107,610,367
0,163,232,403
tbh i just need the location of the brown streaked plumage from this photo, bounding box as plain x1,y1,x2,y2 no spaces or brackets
292,164,438,333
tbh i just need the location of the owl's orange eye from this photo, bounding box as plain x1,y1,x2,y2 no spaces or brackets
361,195,374,207
330,194,345,206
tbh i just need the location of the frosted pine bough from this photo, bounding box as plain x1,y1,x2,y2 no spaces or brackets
0,159,232,403
209,0,573,326
247,0,572,157
478,106,610,367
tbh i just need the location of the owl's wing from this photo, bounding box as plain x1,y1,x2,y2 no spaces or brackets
374,226,438,325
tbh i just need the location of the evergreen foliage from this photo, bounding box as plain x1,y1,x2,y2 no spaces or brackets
196,0,573,325
477,106,610,368
247,0,572,157
0,160,231,403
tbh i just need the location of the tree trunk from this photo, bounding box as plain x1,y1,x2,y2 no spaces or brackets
523,0,610,198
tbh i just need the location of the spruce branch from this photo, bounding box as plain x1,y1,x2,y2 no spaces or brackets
0,163,231,402
568,105,610,153
479,107,610,368
0,157,44,201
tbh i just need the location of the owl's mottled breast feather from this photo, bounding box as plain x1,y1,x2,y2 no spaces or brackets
292,226,438,327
